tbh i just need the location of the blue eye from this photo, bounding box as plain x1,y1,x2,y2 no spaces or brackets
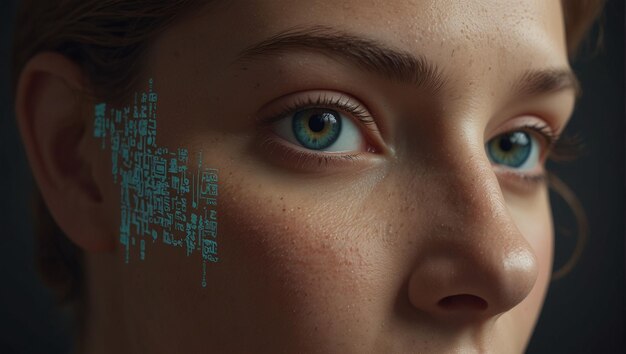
272,106,365,152
486,131,539,170
292,108,342,150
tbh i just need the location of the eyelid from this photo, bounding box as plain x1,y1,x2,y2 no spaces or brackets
494,166,548,193
257,90,389,154
486,116,558,188
489,116,558,139
488,116,558,159
258,134,374,173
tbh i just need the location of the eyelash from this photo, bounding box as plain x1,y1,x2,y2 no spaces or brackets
511,123,584,186
260,93,375,169
263,92,376,127
261,93,583,182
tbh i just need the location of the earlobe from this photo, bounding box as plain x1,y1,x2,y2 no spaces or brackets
15,52,115,252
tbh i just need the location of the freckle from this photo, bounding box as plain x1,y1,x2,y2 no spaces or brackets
282,208,286,212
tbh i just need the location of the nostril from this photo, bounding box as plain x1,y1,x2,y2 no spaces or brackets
438,294,488,311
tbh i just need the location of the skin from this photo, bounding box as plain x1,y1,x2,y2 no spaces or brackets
15,0,578,353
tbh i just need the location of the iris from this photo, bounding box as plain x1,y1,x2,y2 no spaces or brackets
292,108,342,150
487,131,532,168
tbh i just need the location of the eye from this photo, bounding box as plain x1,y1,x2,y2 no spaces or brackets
273,107,365,152
486,130,540,171
257,92,383,171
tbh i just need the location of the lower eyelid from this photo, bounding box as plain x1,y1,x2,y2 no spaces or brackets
261,92,389,150
259,131,547,190
493,165,547,190
258,133,369,172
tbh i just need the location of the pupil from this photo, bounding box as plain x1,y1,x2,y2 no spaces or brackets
499,136,513,151
308,114,326,132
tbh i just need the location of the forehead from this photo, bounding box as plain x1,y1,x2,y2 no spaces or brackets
177,0,570,91
150,0,573,119
205,0,568,64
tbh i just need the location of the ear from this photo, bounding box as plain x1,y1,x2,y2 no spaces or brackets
15,52,115,252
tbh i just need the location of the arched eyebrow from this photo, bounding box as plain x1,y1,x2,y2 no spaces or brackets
233,24,447,92
233,25,580,100
513,68,582,99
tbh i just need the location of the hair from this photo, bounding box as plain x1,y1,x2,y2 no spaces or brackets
11,0,208,347
11,0,606,347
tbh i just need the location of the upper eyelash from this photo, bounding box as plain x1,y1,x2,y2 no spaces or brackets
521,123,560,146
262,94,583,178
267,95,565,155
265,93,565,147
263,92,376,128
519,123,585,162
488,124,554,182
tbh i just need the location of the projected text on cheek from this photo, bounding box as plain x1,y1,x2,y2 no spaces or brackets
93,78,218,287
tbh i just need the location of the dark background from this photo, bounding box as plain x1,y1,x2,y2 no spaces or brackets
1,1,623,353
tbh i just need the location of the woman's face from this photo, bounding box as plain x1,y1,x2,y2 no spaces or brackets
88,0,577,352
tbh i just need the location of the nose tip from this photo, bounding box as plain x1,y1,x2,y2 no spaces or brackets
407,244,539,323
402,142,542,325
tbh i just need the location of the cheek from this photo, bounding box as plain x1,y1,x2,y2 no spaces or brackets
505,186,554,289
498,187,554,347
210,165,387,347
513,188,554,291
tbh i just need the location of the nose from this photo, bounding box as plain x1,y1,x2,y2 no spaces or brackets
406,152,539,324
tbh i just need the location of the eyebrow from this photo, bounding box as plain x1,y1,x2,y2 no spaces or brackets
514,68,582,99
234,25,446,92
234,25,581,99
